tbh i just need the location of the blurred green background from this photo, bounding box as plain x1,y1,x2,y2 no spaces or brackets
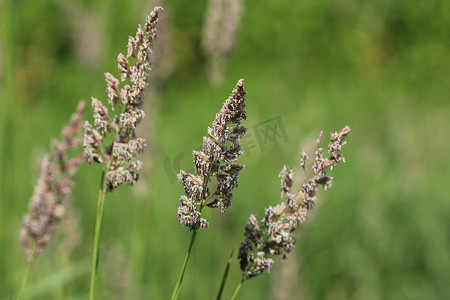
1,0,449,299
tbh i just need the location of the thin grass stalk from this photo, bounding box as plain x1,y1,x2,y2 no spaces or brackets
215,249,234,300
85,8,161,298
88,112,124,299
230,280,243,300
18,245,36,300
89,167,107,300
88,85,131,299
88,113,121,299
173,80,246,298
17,261,32,300
171,170,214,299
170,230,198,300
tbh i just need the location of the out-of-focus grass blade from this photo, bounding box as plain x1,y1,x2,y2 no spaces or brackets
22,258,90,299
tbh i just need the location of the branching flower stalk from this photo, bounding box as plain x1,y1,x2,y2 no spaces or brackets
231,126,351,299
171,79,247,300
18,101,85,300
83,7,161,300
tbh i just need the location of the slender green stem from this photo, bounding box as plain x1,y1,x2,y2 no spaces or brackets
89,167,107,300
216,249,234,300
170,230,198,300
230,280,243,300
17,261,33,300
89,100,127,299
171,139,212,299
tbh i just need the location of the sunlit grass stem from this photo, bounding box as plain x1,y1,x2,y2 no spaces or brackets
230,280,243,300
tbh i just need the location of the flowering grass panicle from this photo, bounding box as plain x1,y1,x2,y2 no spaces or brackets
84,9,162,300
83,7,162,191
177,79,247,231
171,79,247,300
238,126,351,280
21,101,85,263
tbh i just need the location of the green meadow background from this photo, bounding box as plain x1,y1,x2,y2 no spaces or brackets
1,0,449,299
